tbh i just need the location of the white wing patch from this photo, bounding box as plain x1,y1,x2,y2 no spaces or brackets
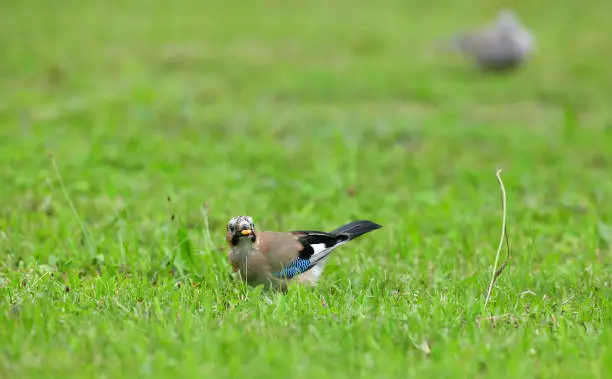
308,239,350,266
309,243,328,256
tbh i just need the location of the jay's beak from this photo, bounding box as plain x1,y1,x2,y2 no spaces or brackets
237,224,255,240
230,224,256,246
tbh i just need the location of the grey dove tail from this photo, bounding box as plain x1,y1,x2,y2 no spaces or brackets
330,220,382,240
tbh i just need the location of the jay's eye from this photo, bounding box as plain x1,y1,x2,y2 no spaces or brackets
228,224,235,233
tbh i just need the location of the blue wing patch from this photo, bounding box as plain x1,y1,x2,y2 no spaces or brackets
272,258,312,279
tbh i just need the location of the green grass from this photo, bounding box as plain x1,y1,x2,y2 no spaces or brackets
1,0,611,377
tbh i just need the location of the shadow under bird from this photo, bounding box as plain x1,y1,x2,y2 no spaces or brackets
439,9,535,71
225,216,382,291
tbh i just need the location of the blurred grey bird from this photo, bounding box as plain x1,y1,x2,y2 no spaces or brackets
439,9,535,71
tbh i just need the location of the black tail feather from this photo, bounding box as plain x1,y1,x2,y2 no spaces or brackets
330,220,382,240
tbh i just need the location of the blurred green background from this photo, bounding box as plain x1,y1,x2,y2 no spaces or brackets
1,0,610,378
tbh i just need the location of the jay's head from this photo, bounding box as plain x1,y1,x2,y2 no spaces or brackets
496,9,520,30
226,216,256,246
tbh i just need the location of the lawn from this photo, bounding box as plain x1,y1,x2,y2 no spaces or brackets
1,0,611,377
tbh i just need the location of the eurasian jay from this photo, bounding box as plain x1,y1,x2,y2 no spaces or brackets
225,216,382,291
440,9,535,71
